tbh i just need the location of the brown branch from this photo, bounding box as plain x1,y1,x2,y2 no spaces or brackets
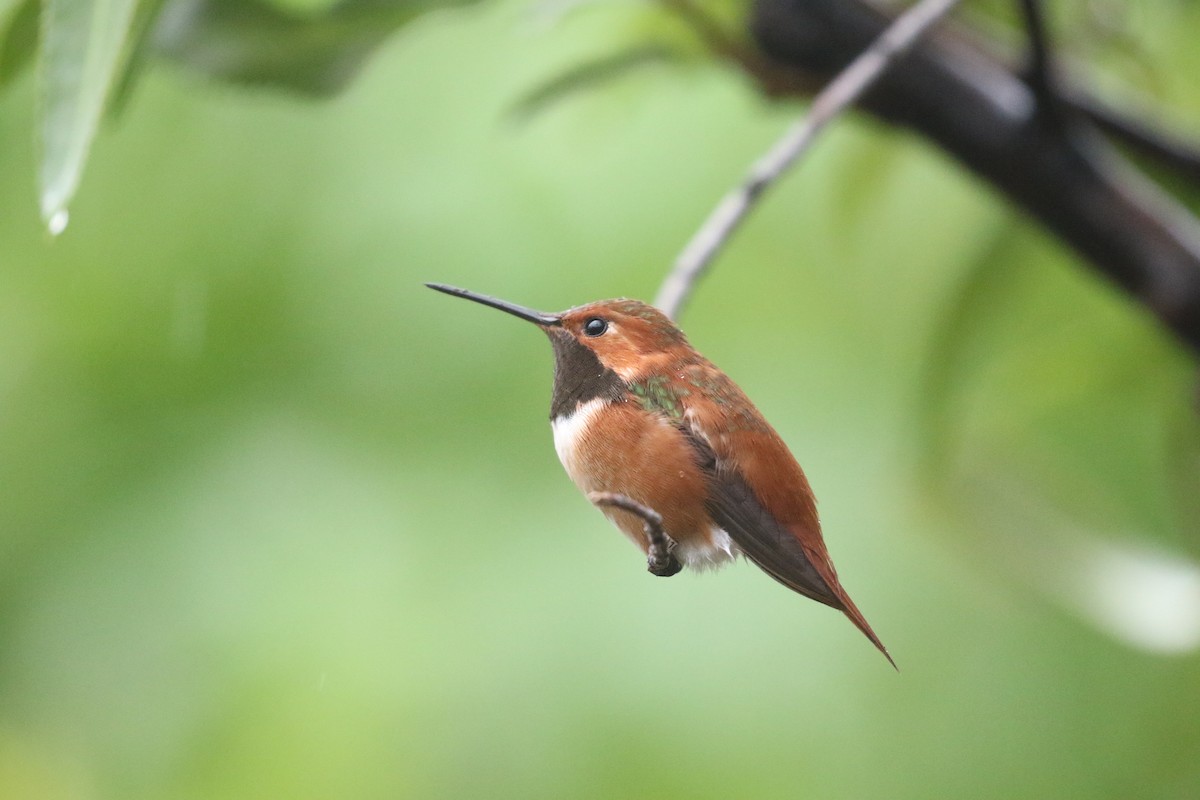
749,0,1200,354
655,0,962,320
588,491,681,576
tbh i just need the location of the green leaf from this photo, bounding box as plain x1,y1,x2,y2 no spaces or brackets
508,44,678,120
105,0,169,113
0,0,22,26
0,0,38,88
38,0,141,232
918,224,1200,542
149,0,478,96
825,128,904,230
916,227,1013,480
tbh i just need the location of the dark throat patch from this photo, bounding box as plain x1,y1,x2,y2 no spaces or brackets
547,329,626,419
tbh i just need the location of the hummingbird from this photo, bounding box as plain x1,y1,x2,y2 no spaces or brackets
427,283,893,666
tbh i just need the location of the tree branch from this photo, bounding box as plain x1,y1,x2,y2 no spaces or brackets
749,0,1200,354
655,0,962,320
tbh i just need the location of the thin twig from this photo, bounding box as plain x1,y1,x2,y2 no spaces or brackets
1018,0,1052,99
654,0,962,320
1069,93,1200,185
1017,0,1059,121
658,0,749,67
658,0,808,96
588,491,681,576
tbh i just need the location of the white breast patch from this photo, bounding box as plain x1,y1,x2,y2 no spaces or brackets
552,398,740,573
550,397,607,475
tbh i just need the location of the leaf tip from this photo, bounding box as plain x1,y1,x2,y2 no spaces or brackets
45,206,69,236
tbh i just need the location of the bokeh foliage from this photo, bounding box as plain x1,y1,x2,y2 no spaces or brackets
1,1,1198,799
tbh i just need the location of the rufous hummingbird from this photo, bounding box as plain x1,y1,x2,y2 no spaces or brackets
427,283,894,667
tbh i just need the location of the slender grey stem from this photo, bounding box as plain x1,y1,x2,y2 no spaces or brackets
588,491,681,577
655,0,962,320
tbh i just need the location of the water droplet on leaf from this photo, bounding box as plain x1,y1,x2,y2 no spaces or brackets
47,209,69,236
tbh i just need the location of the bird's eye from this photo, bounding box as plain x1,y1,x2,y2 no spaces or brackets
583,318,608,337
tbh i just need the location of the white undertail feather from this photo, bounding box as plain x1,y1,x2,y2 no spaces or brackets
675,528,738,571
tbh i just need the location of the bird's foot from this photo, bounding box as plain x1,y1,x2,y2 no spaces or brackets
647,550,683,577
586,491,682,578
646,527,680,576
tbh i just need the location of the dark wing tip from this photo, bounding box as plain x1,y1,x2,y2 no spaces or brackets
836,590,897,670
681,423,897,669
699,449,896,668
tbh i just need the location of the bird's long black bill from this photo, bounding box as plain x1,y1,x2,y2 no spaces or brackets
426,283,560,326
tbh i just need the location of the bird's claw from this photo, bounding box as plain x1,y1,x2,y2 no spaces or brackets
647,554,683,577
647,534,681,577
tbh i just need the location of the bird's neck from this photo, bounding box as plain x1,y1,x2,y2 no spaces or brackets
546,329,626,420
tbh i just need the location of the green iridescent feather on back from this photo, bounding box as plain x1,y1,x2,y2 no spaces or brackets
628,374,689,419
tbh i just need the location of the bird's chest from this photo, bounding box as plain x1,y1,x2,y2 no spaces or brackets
551,398,698,490
550,398,723,556
550,398,633,490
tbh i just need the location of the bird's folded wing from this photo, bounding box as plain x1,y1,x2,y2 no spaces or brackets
679,423,841,609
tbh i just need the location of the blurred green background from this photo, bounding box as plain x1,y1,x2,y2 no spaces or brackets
1,1,1199,798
